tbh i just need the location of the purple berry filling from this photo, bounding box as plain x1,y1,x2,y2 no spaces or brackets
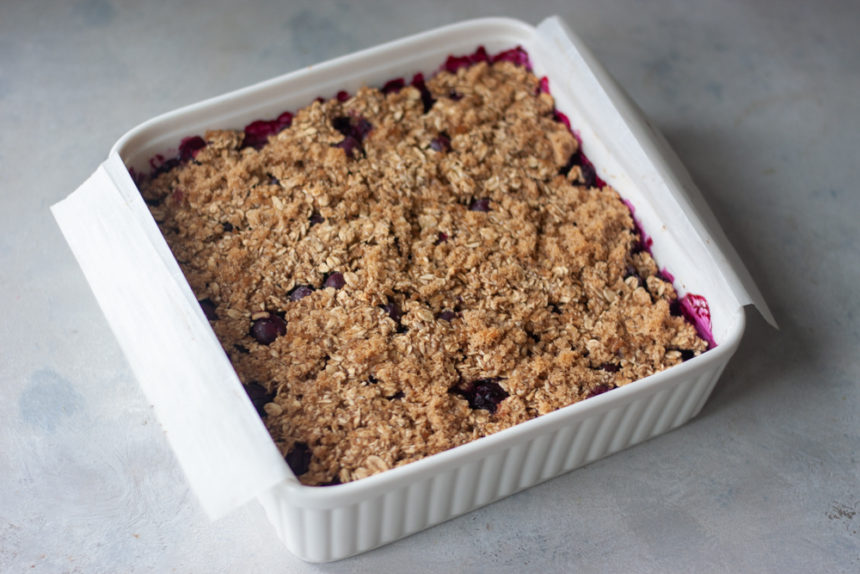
491,46,532,70
309,211,324,226
382,78,405,94
452,378,508,413
324,272,345,290
586,383,613,399
680,293,716,348
331,115,373,159
285,442,311,476
435,232,449,245
251,315,287,345
245,382,275,417
430,133,451,152
336,90,350,102
410,73,436,113
242,111,293,150
178,136,206,162
289,285,314,301
436,310,456,321
381,300,403,323
469,198,491,212
336,135,362,158
600,363,620,373
537,76,550,95
443,45,489,73
198,298,218,321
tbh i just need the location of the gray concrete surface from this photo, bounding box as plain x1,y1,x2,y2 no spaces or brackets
1,1,858,572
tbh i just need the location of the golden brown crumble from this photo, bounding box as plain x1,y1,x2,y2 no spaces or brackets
140,60,707,485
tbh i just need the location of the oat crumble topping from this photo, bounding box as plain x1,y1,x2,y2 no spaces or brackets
139,57,707,485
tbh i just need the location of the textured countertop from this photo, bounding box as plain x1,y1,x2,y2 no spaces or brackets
2,1,858,572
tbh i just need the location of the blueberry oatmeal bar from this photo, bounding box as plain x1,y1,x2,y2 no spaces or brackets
139,47,708,486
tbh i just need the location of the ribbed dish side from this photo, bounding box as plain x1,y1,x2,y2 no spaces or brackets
260,362,726,562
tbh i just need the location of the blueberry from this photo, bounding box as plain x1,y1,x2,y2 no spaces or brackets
600,363,619,373
452,378,508,413
680,349,696,361
198,298,218,321
222,221,234,232
436,310,456,321
244,382,275,417
289,285,314,301
324,272,345,290
669,299,683,317
381,300,402,322
250,315,286,345
430,133,451,152
336,90,350,102
469,198,490,212
285,442,311,476
309,211,324,226
435,232,449,245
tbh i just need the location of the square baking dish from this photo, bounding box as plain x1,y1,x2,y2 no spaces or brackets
52,16,773,562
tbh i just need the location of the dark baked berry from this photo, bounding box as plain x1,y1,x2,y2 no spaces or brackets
382,78,405,94
430,133,451,152
680,349,696,361
289,285,314,301
178,136,206,161
586,383,613,399
443,46,489,73
453,378,508,413
321,475,341,486
244,382,275,417
336,135,362,158
336,90,350,102
624,265,644,287
242,112,292,150
381,300,402,322
437,310,456,321
435,232,449,245
669,299,683,317
537,76,550,94
491,45,531,69
411,73,436,113
469,198,490,212
324,272,345,289
198,298,218,321
332,116,352,136
222,221,234,232
285,442,311,476
251,315,287,345
600,363,620,373
309,211,324,226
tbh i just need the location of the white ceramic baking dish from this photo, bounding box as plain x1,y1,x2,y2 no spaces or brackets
52,16,774,562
